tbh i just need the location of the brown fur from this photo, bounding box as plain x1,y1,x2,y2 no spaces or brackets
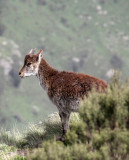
19,49,107,140
38,58,107,101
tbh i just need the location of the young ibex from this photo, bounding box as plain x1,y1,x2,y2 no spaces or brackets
19,49,107,140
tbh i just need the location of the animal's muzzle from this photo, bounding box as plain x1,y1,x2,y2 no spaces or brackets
19,71,24,78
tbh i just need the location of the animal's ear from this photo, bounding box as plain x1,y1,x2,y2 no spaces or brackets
29,49,35,57
37,49,43,61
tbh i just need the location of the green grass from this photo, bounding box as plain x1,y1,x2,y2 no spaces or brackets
0,112,60,159
1,75,129,159
0,112,79,148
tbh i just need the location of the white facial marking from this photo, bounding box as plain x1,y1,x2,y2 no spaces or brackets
24,72,35,77
24,61,40,77
23,50,43,78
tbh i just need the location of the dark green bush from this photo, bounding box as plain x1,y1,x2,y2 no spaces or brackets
27,141,102,160
27,75,129,160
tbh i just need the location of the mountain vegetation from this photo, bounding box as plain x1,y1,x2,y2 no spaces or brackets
0,75,129,159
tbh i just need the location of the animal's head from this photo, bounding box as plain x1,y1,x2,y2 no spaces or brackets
19,49,43,78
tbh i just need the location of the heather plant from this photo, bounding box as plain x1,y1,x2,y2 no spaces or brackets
27,75,129,160
1,75,129,159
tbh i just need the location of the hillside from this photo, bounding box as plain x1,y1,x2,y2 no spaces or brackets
0,77,129,159
0,0,129,129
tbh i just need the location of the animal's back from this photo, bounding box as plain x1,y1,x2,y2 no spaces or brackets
47,71,107,113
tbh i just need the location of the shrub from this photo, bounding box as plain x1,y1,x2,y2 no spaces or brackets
27,75,129,160
65,75,129,159
27,141,102,160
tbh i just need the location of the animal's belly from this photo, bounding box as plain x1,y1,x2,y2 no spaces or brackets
51,97,80,113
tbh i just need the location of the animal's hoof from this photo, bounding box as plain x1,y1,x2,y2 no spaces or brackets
56,136,65,141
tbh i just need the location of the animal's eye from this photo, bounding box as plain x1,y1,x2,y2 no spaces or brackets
27,62,32,66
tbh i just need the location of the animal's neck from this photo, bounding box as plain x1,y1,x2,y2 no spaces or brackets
37,58,58,89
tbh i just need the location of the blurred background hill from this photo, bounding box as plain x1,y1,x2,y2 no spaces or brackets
0,0,129,129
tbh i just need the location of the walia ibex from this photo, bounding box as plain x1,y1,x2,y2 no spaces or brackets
19,49,107,140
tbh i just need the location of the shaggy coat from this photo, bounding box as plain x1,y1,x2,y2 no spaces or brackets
19,49,107,140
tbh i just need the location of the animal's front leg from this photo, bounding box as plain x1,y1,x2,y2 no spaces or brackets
58,111,70,141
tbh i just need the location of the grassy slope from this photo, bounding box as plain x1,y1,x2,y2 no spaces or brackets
0,112,62,159
0,0,129,129
0,76,129,159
